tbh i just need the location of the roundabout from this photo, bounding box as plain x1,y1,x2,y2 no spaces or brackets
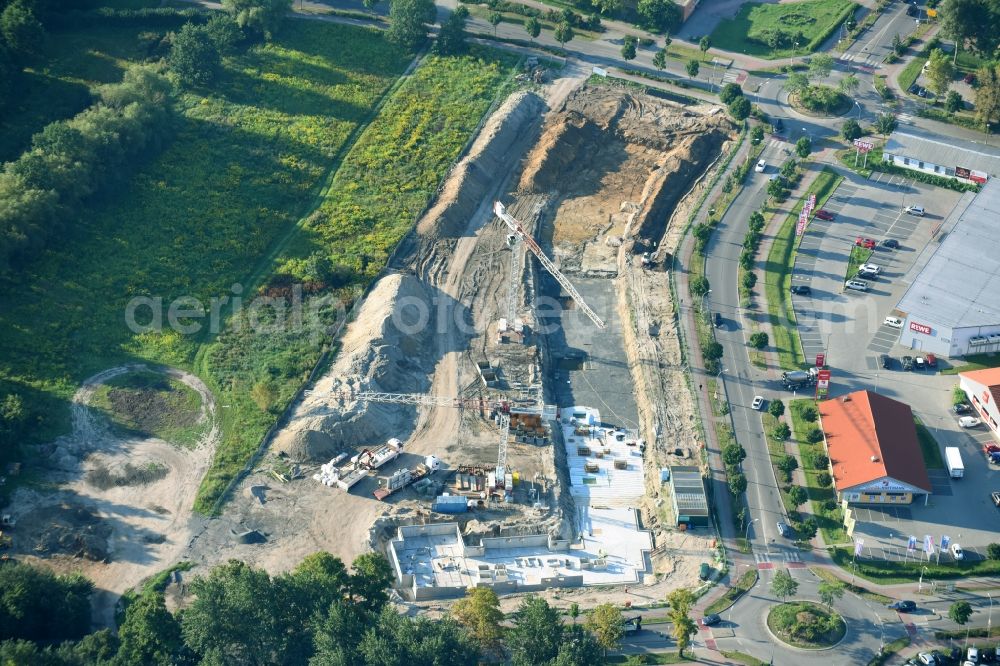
766,599,848,650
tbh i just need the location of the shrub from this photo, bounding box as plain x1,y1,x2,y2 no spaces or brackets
703,341,724,361
841,119,862,141
749,331,768,349
729,472,747,496
988,543,1000,561
772,422,791,441
817,471,832,487
777,454,798,474
723,443,746,466
742,271,758,290
799,405,818,422
788,485,807,506
806,427,824,444
720,82,743,105
729,96,751,121
769,399,785,417
691,275,710,295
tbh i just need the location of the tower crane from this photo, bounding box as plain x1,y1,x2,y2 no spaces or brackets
493,201,606,329
306,388,516,482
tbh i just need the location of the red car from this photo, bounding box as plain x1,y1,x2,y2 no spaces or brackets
856,237,876,249
926,352,937,367
815,209,835,221
985,443,1000,455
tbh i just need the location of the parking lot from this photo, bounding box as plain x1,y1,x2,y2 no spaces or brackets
784,168,1000,555
789,171,964,370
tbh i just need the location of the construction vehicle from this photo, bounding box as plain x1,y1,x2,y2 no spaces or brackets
373,455,441,501
335,439,404,491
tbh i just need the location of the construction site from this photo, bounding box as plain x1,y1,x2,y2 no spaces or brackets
3,70,740,616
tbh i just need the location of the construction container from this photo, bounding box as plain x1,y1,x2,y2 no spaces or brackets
433,495,468,514
614,459,628,470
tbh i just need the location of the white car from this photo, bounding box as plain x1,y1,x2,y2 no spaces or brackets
905,204,925,216
751,395,765,410
884,316,904,328
755,159,766,173
845,279,869,292
859,263,882,274
951,543,964,560
968,647,980,663
917,653,937,665
959,416,982,428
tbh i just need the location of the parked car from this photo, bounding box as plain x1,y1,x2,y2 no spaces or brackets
905,205,925,216
917,87,928,98
926,353,937,368
917,653,938,665
884,316,904,328
856,236,877,249
699,562,712,580
752,395,765,410
915,356,927,370
860,263,883,274
888,599,917,612
967,645,980,663
856,269,878,281
881,354,893,369
908,82,920,93
902,355,914,371
881,238,900,249
776,521,792,538
984,444,1000,463
755,159,766,173
845,279,869,292
960,416,982,428
714,312,723,328
790,285,812,295
951,543,965,560
699,614,721,626
954,403,971,413
815,209,835,220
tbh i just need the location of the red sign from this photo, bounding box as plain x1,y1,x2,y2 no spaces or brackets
816,353,825,367
853,139,874,153
817,369,832,381
971,169,988,184
910,321,932,335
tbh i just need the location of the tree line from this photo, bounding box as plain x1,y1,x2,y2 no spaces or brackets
0,552,681,665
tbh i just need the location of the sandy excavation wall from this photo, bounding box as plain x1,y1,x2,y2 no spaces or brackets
517,85,735,274
272,273,435,461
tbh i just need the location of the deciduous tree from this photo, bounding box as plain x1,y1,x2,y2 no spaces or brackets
452,587,504,656
554,21,575,50
585,604,624,658
653,47,666,71
771,569,799,601
925,48,954,99
621,34,637,62
949,600,973,625
818,581,845,609
666,589,697,657
636,0,681,32
386,0,435,50
796,136,812,158
686,58,699,78
841,118,862,141
509,597,563,666
808,53,834,79
525,16,541,41
221,0,292,41
488,10,502,36
169,23,220,87
875,111,898,136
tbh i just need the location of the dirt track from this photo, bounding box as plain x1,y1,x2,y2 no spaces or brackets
9,364,216,627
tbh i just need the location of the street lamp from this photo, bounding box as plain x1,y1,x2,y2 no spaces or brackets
744,517,760,551
988,592,993,635
918,565,929,592
855,101,863,120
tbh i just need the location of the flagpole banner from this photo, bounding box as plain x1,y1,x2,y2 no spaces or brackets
854,538,864,557
907,535,917,553
941,535,951,550
924,535,934,555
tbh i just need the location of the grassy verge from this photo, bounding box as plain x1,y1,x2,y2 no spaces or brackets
704,568,759,615
935,626,1000,639
763,167,843,370
721,652,769,666
607,653,694,664
845,245,872,282
767,601,846,648
810,567,891,604
835,145,980,192
897,54,926,93
941,353,1000,375
916,105,984,132
790,399,847,544
830,547,1000,583
194,49,518,513
913,416,944,469
710,0,858,59
867,637,911,666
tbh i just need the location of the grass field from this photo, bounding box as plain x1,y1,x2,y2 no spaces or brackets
89,371,207,448
1,17,515,514
0,21,411,439
941,353,1000,375
711,0,858,59
845,245,872,282
763,168,842,370
831,546,1000,583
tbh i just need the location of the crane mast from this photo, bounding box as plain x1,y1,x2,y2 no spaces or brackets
493,201,606,329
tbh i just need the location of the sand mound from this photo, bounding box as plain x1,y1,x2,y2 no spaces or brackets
414,91,546,240
272,273,436,461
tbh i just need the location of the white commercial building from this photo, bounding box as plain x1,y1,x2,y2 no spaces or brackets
958,367,1000,436
895,179,1000,358
883,131,1000,183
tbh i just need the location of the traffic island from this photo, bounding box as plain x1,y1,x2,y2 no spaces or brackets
766,600,847,650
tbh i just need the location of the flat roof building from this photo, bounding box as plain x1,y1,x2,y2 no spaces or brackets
959,367,1000,437
895,178,1000,358
819,390,931,505
668,465,709,527
883,130,1000,183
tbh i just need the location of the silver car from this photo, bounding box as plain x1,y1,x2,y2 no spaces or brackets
845,279,869,292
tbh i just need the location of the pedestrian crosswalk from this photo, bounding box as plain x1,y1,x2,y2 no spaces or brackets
753,551,803,567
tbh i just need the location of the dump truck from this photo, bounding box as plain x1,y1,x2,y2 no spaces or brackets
945,446,965,479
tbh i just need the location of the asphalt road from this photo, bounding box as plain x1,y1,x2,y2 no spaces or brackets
703,140,796,553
